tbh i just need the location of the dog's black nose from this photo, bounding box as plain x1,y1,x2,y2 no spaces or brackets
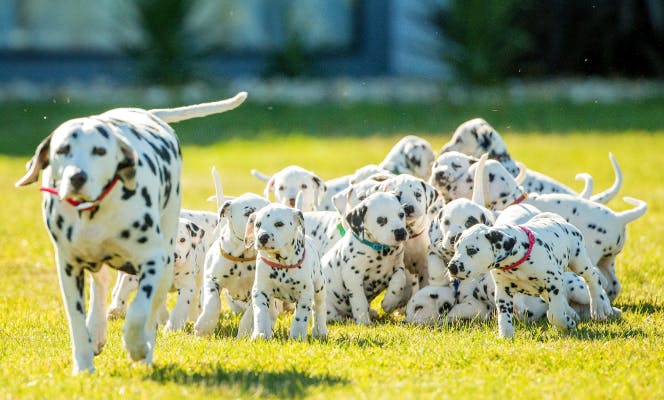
435,171,446,182
69,171,87,190
394,228,407,241
403,204,415,216
258,233,270,245
447,262,459,276
288,198,296,207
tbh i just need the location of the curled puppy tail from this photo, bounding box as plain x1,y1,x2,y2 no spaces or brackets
575,173,594,199
590,153,622,204
616,197,647,225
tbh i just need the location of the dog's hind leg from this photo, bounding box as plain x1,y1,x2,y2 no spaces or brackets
108,272,137,319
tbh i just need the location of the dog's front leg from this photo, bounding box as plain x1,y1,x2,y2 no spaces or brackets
447,299,492,322
494,283,515,338
123,250,172,364
56,252,95,374
570,251,613,320
311,271,328,339
251,286,273,340
427,252,451,286
87,266,111,356
291,288,314,340
194,252,224,336
381,267,408,313
341,266,371,325
108,272,138,319
165,263,196,331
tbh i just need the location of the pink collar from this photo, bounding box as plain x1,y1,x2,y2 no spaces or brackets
260,248,306,270
409,229,425,240
39,178,119,212
498,226,535,271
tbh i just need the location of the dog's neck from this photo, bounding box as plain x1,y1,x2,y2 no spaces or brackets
259,236,305,266
220,225,255,258
406,215,429,239
491,226,533,271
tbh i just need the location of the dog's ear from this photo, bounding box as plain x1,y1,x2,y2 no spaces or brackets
294,209,305,236
185,221,204,246
311,174,326,209
346,204,367,234
484,228,504,245
244,213,256,248
332,188,350,215
484,228,515,252
420,180,439,209
263,176,275,201
219,199,233,219
114,133,138,191
378,178,394,192
15,134,52,187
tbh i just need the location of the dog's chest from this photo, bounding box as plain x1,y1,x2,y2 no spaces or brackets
264,266,309,302
223,262,256,301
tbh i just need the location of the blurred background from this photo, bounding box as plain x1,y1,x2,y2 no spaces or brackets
0,0,663,105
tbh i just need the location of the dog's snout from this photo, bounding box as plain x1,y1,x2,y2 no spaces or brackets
69,171,88,190
434,171,446,182
258,233,270,245
447,262,459,276
403,204,415,216
288,198,296,207
394,228,407,241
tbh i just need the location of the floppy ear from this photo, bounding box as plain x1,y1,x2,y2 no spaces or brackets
420,180,439,209
185,221,204,246
311,175,326,209
294,210,305,236
15,134,52,187
114,133,138,191
484,228,515,253
484,228,504,245
244,214,256,248
346,204,367,235
332,188,350,215
515,162,527,185
219,200,233,219
378,178,394,192
263,176,275,201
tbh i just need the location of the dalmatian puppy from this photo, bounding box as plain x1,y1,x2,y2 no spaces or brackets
14,92,247,374
379,175,439,289
303,211,345,257
261,165,327,211
194,193,270,337
447,212,617,338
107,209,218,324
472,157,648,300
322,192,410,324
246,204,327,340
429,151,595,205
440,118,622,203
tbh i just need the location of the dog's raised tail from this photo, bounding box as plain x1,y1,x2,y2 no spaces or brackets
150,92,247,123
590,153,622,204
251,169,272,182
471,153,488,207
616,197,647,225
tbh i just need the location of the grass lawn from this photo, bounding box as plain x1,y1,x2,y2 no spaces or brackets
0,99,662,399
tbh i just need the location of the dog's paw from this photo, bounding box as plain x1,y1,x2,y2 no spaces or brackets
609,307,623,320
312,323,328,339
251,332,270,341
164,317,186,332
122,326,148,361
498,326,515,339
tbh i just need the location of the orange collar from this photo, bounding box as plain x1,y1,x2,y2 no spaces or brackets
219,243,256,263
511,192,528,206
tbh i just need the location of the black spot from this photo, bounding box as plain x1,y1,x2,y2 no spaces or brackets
141,187,152,208
120,230,130,239
142,285,153,299
137,237,148,244
96,126,110,138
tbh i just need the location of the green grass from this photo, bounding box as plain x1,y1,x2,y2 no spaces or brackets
0,100,663,399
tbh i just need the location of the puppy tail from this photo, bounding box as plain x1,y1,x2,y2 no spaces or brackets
212,166,224,210
471,153,488,206
150,92,247,123
251,169,272,182
616,197,647,225
590,153,622,204
575,173,594,199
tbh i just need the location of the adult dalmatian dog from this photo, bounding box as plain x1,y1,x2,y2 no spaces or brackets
245,203,327,340
15,92,247,374
439,118,622,203
252,135,436,211
447,212,617,338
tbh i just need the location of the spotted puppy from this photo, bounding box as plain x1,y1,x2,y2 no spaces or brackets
440,118,622,203
447,212,616,338
429,151,596,205
246,204,327,340
194,193,270,337
322,192,410,324
262,165,327,211
472,157,648,299
379,175,439,289
107,209,218,327
15,92,247,374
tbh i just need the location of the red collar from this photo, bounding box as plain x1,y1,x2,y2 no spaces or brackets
498,226,535,271
260,248,306,270
510,192,528,206
39,178,119,212
409,229,425,240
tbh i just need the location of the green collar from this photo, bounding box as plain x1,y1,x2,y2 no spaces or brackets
351,232,392,252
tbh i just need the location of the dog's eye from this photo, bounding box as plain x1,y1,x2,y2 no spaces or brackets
414,192,422,198
179,238,186,243
414,305,423,312
398,212,405,219
255,222,261,228
55,145,70,155
466,247,478,256
376,216,387,226
274,221,284,228
301,184,308,189
278,186,284,191
92,147,107,156
444,219,451,226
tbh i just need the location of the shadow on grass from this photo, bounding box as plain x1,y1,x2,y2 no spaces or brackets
148,363,347,397
615,301,664,315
